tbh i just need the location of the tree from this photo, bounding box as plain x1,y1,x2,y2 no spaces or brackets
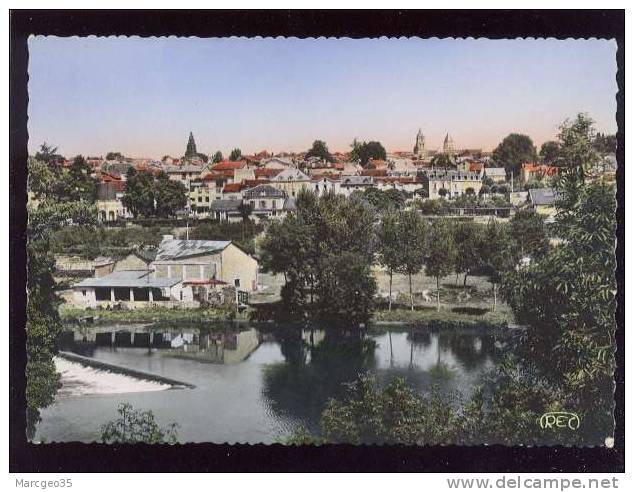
425,219,456,311
492,133,537,176
211,151,224,163
106,151,124,161
237,202,253,242
465,187,475,196
68,155,98,202
350,140,387,166
539,141,560,165
153,175,187,218
395,210,427,310
501,114,616,437
452,221,484,287
479,184,490,196
260,190,376,325
592,132,617,155
508,209,548,258
360,188,407,212
321,374,456,445
430,153,456,169
26,200,97,438
229,148,242,161
100,403,179,444
196,152,209,163
306,140,334,163
480,220,516,311
377,210,403,311
34,142,63,166
121,167,155,218
418,198,448,216
437,188,448,198
184,132,197,158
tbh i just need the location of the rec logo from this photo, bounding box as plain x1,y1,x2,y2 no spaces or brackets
539,412,580,430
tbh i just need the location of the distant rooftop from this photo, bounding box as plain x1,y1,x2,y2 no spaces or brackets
155,237,232,261
528,188,559,206
74,270,180,289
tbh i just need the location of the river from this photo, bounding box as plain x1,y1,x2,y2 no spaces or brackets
35,323,504,443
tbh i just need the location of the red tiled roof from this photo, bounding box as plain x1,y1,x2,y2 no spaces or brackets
223,183,244,193
360,169,388,177
255,168,283,178
469,163,484,172
211,160,246,171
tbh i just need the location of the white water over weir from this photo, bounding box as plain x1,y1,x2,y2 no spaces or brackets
55,352,195,398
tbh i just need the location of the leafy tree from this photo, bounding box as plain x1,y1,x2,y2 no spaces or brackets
34,142,63,166
479,184,490,196
425,219,456,311
480,220,516,311
492,133,537,176
502,115,616,436
452,221,484,287
430,152,456,169
121,167,155,218
592,132,616,155
359,188,407,212
321,374,456,445
508,209,548,258
229,148,242,162
437,188,448,198
100,403,179,444
211,151,224,163
260,190,376,325
306,140,334,163
106,151,124,161
418,198,448,215
153,174,187,218
395,210,427,310
539,141,560,165
26,200,97,438
377,210,402,311
196,152,209,163
350,140,387,166
237,201,253,223
68,155,98,202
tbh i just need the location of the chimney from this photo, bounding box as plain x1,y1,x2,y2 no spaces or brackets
162,234,174,243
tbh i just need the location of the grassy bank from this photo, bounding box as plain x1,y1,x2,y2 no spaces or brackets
371,303,514,326
59,305,251,324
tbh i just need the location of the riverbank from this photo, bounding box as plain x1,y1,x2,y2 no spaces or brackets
60,305,249,324
371,303,513,326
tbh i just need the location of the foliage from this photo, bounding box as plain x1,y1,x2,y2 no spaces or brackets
501,114,616,438
350,139,387,165
492,133,537,176
100,403,179,444
430,152,456,169
34,142,64,166
376,210,402,310
154,174,187,218
237,202,253,222
425,219,457,311
260,190,376,325
321,375,456,445
592,132,616,155
395,210,427,310
106,151,124,161
479,220,516,311
306,139,334,163
211,150,224,163
539,141,560,165
357,187,408,212
508,209,548,258
229,148,242,161
452,220,484,287
28,155,97,204
418,198,449,215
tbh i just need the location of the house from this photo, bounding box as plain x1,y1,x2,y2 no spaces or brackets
96,182,132,222
113,250,156,272
311,175,341,196
261,157,293,169
209,199,244,222
418,170,482,199
163,164,204,185
71,236,259,309
269,168,311,198
243,184,288,220
339,175,375,196
188,181,213,216
528,188,559,219
521,163,559,185
483,167,507,183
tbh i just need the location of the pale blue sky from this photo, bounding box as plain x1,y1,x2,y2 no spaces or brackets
27,37,617,158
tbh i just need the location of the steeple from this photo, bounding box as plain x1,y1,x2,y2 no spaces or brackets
185,132,197,158
443,133,455,155
414,128,426,158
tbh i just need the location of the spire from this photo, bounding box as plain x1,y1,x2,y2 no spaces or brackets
185,132,197,158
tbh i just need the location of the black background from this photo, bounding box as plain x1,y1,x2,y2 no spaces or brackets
9,9,625,473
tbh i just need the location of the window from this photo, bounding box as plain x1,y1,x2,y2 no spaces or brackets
182,173,186,180
260,200,266,209
81,290,86,297
234,278,241,288
272,201,277,209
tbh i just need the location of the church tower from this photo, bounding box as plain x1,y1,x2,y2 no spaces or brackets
185,132,198,159
413,128,426,158
443,133,455,156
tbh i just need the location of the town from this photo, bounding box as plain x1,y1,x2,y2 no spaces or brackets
28,127,616,318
